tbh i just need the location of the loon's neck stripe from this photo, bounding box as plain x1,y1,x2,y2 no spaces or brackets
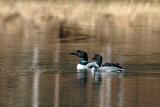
81,60,87,62
79,60,88,65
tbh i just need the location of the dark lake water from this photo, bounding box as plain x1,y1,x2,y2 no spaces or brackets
0,17,160,107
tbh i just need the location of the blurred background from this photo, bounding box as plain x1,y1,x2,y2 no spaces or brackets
0,0,160,68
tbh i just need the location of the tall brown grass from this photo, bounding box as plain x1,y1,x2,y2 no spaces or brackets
0,1,160,36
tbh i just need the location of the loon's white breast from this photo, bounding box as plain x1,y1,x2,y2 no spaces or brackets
77,64,88,70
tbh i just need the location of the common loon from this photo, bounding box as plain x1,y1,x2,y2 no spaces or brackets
89,54,125,72
69,50,89,70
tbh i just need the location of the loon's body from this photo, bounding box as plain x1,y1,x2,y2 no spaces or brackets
89,54,125,72
98,66,124,72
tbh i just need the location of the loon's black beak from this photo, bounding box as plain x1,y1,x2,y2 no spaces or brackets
69,52,78,56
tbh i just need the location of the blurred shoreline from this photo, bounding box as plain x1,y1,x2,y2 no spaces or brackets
0,1,160,36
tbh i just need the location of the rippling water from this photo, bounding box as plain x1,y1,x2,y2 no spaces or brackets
0,2,160,107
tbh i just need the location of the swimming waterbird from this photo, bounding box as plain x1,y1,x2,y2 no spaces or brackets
89,54,125,72
70,50,124,72
69,50,88,70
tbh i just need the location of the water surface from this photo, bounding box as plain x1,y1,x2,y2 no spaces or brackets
0,10,160,107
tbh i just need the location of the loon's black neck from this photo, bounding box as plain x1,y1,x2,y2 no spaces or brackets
92,54,103,67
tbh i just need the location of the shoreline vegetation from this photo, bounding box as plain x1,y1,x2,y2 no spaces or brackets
0,1,160,37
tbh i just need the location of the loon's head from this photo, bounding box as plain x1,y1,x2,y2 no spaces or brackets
70,50,88,61
70,50,88,70
92,54,103,67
